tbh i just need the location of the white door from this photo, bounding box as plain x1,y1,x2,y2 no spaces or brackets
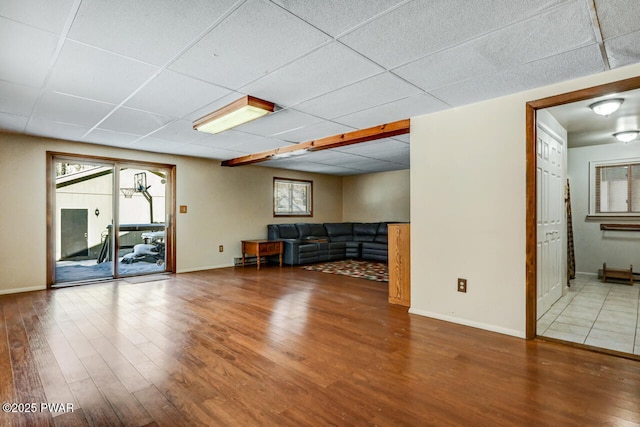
537,110,567,319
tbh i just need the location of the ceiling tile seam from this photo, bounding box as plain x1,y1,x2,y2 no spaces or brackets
386,0,594,72
79,0,249,140
23,0,83,133
281,69,389,111
49,91,117,106
326,92,443,122
332,0,415,40
266,0,413,42
235,38,335,93
0,15,61,36
585,0,610,70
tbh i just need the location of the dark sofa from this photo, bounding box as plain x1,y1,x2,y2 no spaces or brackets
267,222,392,265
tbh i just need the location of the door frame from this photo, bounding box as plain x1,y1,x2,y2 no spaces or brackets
46,151,177,287
525,75,640,339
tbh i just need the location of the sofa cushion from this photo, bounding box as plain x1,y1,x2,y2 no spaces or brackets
309,223,328,237
353,222,379,242
374,222,389,243
324,222,353,242
278,224,300,239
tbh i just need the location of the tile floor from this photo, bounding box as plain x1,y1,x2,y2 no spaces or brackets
538,273,640,355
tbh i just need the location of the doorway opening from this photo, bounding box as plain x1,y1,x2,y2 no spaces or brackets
526,76,640,357
47,153,176,286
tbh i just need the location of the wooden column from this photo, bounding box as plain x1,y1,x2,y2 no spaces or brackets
388,223,410,306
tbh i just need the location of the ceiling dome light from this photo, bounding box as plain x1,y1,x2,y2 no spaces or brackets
589,98,624,116
613,130,640,143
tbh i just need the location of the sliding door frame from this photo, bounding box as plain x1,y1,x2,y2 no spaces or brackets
46,151,176,287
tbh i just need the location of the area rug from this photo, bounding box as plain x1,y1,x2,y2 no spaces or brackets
301,259,388,282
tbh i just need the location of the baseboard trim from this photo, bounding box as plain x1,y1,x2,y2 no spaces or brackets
0,285,47,296
176,264,234,274
408,307,525,339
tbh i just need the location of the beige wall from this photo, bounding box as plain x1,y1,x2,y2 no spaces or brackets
342,169,409,222
410,63,640,338
0,133,343,294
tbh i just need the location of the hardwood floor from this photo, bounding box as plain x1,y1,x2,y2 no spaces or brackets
1,266,639,426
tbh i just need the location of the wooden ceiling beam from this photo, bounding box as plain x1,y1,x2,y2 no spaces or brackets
220,119,410,167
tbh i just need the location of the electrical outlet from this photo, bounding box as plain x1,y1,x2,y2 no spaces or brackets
218,245,224,252
457,278,467,293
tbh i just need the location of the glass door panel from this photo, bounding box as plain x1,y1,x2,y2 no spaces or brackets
116,166,167,277
54,160,114,283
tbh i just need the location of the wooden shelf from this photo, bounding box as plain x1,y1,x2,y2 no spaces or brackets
600,223,640,231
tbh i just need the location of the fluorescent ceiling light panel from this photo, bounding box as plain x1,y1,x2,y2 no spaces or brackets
193,95,275,134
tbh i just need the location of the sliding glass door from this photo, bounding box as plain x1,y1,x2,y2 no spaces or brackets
50,154,174,285
116,166,168,277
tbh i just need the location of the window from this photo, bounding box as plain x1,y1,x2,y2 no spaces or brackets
273,178,312,217
590,159,640,215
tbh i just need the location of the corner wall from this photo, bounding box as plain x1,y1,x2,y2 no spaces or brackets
410,63,640,338
0,133,343,294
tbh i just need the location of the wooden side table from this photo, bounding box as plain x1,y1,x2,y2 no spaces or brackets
241,240,283,269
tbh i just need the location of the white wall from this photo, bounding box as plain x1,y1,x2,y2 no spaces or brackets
342,169,409,222
568,142,640,275
410,63,640,338
0,133,343,294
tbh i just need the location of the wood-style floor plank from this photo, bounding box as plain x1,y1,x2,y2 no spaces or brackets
1,266,639,426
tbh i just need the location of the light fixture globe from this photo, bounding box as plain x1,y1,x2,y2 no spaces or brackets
589,98,624,116
613,130,640,143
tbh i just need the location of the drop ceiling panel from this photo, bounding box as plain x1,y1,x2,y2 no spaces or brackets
0,0,75,33
0,112,27,133
0,18,59,87
147,120,207,143
274,121,356,144
294,72,421,119
25,119,90,141
394,1,595,92
129,137,179,154
393,134,410,143
31,92,115,128
0,81,41,116
339,0,567,68
47,41,159,104
336,138,409,155
124,70,231,117
84,128,142,147
595,0,640,39
431,45,606,107
335,94,447,129
270,0,405,37
170,0,330,89
164,143,239,159
605,31,640,69
68,0,239,65
302,151,367,166
241,42,384,106
98,107,175,135
226,133,290,153
235,108,323,137
299,150,356,163
191,130,280,151
260,159,362,175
